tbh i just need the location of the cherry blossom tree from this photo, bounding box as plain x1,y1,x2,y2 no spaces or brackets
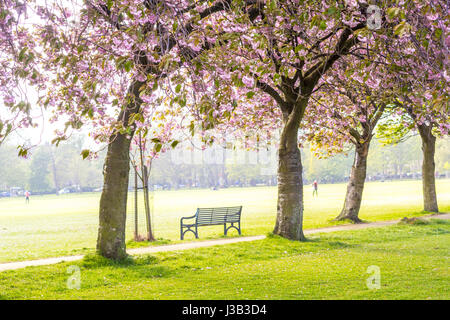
0,0,44,150
304,58,393,223
376,0,449,213
186,0,449,235
377,102,449,213
7,0,264,259
188,1,394,240
304,0,448,219
1,0,229,258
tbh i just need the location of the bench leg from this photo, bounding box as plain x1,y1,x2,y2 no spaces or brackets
181,225,199,240
224,222,241,236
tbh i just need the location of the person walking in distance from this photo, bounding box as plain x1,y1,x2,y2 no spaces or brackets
312,180,318,197
25,190,30,204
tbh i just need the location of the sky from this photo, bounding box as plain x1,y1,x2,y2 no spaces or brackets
1,0,89,147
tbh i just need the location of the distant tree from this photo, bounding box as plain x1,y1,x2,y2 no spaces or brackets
435,138,450,175
28,145,52,193
303,146,353,184
0,144,30,190
367,137,421,178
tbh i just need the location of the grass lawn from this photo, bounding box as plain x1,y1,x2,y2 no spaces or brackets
0,219,448,299
0,179,449,263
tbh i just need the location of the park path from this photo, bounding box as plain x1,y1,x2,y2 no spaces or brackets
0,213,448,272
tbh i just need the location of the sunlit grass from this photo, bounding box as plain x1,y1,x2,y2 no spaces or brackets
0,220,448,299
0,179,449,262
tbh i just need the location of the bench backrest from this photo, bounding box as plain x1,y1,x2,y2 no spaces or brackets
196,206,242,226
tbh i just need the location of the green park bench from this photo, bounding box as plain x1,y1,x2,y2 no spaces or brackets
180,206,243,240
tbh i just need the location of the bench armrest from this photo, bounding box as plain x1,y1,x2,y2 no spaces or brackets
181,214,197,224
227,212,241,217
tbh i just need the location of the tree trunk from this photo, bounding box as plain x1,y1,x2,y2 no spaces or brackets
274,144,305,240
96,132,132,260
273,100,307,241
96,80,144,260
417,124,439,212
335,142,369,223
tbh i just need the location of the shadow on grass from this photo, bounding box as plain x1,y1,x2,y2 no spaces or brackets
79,253,174,280
126,238,172,249
81,253,158,269
429,218,450,224
265,232,357,248
325,218,371,225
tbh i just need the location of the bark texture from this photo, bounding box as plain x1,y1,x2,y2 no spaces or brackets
334,142,369,223
96,81,144,260
274,144,305,240
417,124,439,212
97,132,132,259
273,99,307,241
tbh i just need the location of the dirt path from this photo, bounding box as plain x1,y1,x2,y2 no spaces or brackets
1,213,448,272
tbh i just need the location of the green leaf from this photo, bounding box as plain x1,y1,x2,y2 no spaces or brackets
81,149,90,159
268,0,277,10
327,6,337,15
189,121,195,136
386,7,400,19
77,45,85,54
17,146,28,158
18,47,27,62
394,21,410,37
124,60,133,72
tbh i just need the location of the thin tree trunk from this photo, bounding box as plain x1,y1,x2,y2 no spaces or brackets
273,100,307,241
417,124,439,212
137,131,155,241
334,142,369,223
134,165,139,241
96,80,144,260
142,164,155,241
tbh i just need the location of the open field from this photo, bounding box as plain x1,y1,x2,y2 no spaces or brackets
0,179,449,263
0,219,448,299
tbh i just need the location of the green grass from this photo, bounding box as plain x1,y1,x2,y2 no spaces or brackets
0,179,449,263
0,219,448,299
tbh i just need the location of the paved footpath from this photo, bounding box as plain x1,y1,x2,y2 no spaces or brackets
1,213,448,272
